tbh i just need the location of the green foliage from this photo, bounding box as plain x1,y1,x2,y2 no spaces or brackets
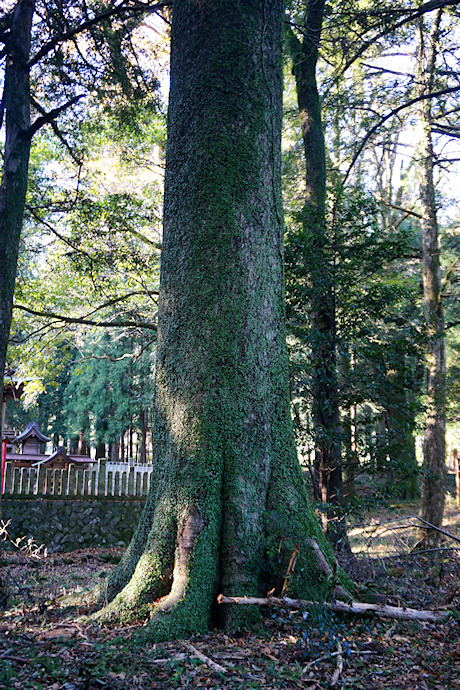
63,330,154,448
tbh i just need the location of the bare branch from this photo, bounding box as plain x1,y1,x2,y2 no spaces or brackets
13,304,157,331
30,97,83,164
27,95,84,138
28,1,172,68
339,0,460,76
374,194,424,219
343,84,460,186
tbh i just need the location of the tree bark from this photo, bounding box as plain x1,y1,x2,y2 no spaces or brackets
94,0,351,640
285,2,348,551
416,11,447,547
0,0,35,402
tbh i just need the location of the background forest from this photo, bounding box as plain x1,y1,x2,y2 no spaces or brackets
2,0,460,534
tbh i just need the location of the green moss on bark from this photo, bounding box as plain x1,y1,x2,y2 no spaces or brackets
94,0,353,640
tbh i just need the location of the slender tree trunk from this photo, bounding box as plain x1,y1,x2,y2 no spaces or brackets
0,0,35,401
111,442,118,463
120,433,125,462
285,2,348,551
77,431,88,456
95,442,106,460
129,419,134,460
140,410,147,463
95,0,350,640
342,404,359,501
339,349,358,501
385,349,419,498
416,11,446,547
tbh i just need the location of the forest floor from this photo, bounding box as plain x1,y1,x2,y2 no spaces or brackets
0,495,459,689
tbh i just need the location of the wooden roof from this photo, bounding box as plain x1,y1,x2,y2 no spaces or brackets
14,421,51,444
31,448,97,467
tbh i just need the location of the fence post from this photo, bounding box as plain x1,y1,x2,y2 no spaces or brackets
128,466,135,497
76,469,84,496
3,462,12,494
12,467,20,494
98,458,107,496
60,468,68,497
45,468,53,495
27,468,36,495
36,465,45,496
19,468,27,494
68,464,76,497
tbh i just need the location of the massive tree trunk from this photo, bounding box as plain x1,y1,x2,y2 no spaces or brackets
416,11,447,547
0,0,34,415
95,0,350,640
285,2,347,550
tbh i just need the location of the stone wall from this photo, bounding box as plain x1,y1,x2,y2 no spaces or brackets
1,497,146,552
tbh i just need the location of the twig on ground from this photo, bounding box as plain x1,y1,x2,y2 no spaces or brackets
330,640,343,687
0,652,31,663
181,641,228,674
302,649,375,674
384,622,398,639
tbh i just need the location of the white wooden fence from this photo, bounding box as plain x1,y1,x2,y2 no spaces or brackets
1,459,153,498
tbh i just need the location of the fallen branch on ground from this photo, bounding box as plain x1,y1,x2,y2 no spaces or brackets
181,642,228,674
217,594,449,622
330,640,343,687
302,649,375,674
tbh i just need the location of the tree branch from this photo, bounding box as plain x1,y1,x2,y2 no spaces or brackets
342,84,460,186
30,97,83,164
441,256,459,294
25,204,94,267
27,95,84,138
28,0,172,67
374,194,424,219
339,0,460,76
13,304,157,331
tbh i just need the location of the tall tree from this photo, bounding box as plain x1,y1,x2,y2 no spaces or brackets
0,0,35,431
416,9,447,546
95,0,350,639
285,0,347,549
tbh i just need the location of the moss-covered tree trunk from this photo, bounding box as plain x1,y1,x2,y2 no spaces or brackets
96,0,350,640
416,11,447,547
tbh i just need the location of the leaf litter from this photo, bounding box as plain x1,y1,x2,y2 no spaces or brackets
0,544,459,688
